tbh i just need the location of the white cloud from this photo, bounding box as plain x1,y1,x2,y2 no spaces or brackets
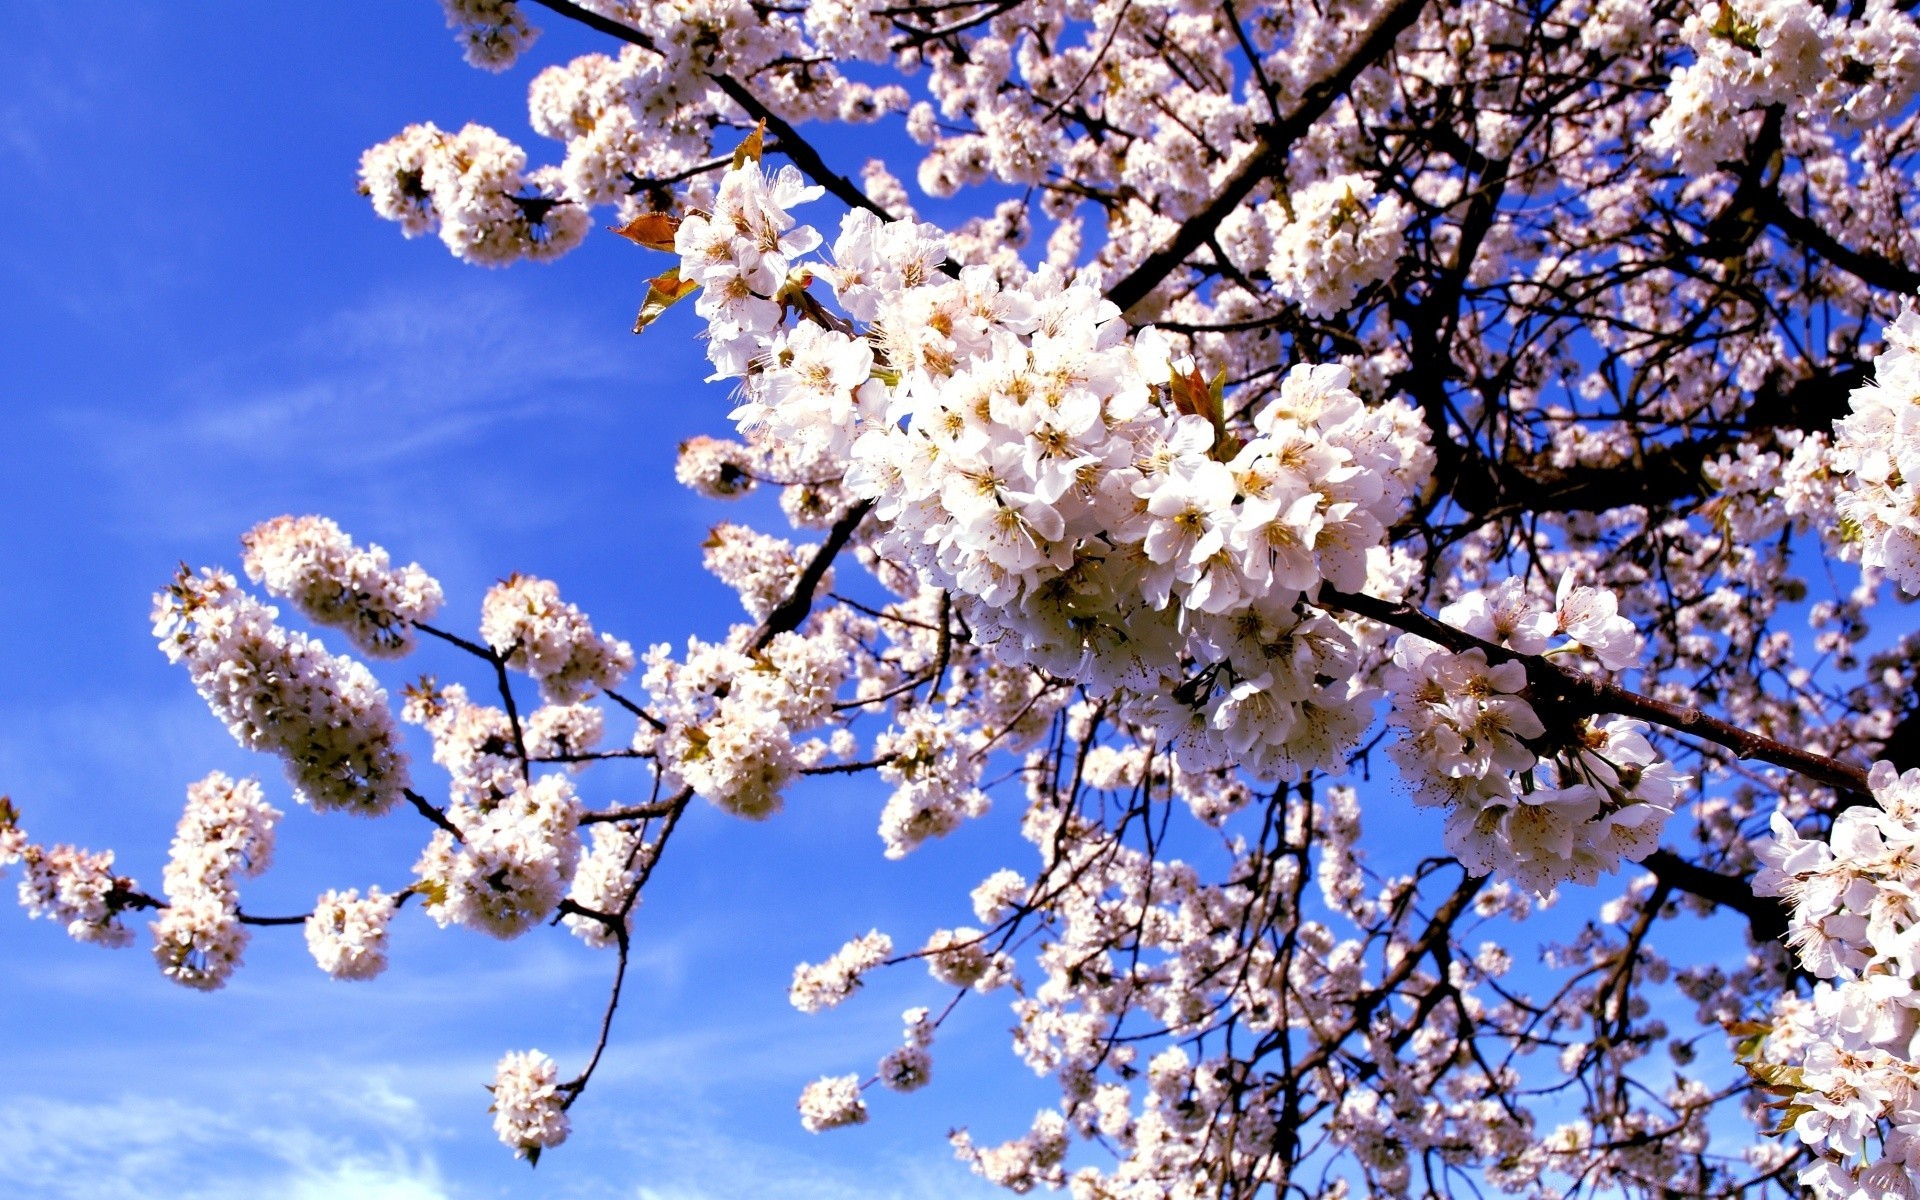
0,1090,450,1200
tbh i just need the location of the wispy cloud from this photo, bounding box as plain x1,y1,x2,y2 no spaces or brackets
0,1086,451,1200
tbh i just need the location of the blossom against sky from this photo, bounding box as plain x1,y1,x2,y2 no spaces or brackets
0,4,1016,1196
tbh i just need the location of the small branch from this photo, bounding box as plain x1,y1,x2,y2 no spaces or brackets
749,499,873,651
236,909,312,927
561,790,691,1102
801,755,899,776
492,640,533,783
1102,0,1430,315
528,749,655,764
411,620,498,661
404,787,463,839
580,798,684,824
604,688,667,731
1318,587,1871,796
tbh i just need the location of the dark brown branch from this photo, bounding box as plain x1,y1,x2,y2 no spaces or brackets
800,755,899,775
404,787,463,838
603,688,667,731
561,789,691,1102
1319,587,1872,795
749,499,873,651
1763,194,1920,295
1640,849,1788,944
1102,0,1430,315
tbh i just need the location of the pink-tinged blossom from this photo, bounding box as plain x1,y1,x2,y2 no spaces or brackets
154,569,411,816
241,515,443,658
490,1050,570,1161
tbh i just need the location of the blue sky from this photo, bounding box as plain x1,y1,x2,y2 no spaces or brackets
0,4,1035,1196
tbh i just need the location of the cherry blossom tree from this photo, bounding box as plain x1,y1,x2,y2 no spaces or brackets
10,0,1920,1194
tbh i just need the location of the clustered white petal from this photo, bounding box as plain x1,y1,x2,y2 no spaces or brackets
489,1049,571,1161
153,568,411,815
1385,578,1679,894
1754,762,1920,1198
1826,307,1920,593
304,886,396,980
241,515,444,658
149,772,281,991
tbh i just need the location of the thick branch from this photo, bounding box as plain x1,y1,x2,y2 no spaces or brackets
748,498,873,651
1102,0,1429,315
1763,194,1920,295
1640,849,1787,944
526,0,894,222
1319,587,1872,795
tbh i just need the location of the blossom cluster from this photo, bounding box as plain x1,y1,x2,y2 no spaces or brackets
641,624,849,820
1826,305,1920,594
790,929,892,1013
3,804,137,948
1650,0,1920,173
682,161,1434,788
150,772,281,991
153,568,411,816
1753,761,1920,1198
480,575,635,704
1385,577,1681,893
415,774,582,939
797,1073,868,1133
359,122,587,265
489,1049,570,1161
1262,175,1410,320
304,887,396,980
240,515,444,658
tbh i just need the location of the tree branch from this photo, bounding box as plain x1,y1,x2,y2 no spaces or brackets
1318,587,1872,795
748,498,873,651
1102,0,1429,316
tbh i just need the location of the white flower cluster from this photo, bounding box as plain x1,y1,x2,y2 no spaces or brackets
643,627,847,820
359,122,587,265
489,1049,570,1162
7,825,136,948
674,434,759,499
304,887,396,981
1753,761,1920,1199
154,568,411,816
403,682,520,804
1828,306,1920,594
877,1006,934,1093
675,164,828,378
922,926,1014,992
790,929,892,1013
1650,0,1920,172
480,575,634,704
797,1073,868,1133
951,1110,1070,1192
150,772,281,991
702,522,820,622
439,0,538,72
873,709,988,859
683,162,1434,782
1386,578,1681,894
241,515,444,658
1264,175,1410,320
416,774,582,939
562,822,643,949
